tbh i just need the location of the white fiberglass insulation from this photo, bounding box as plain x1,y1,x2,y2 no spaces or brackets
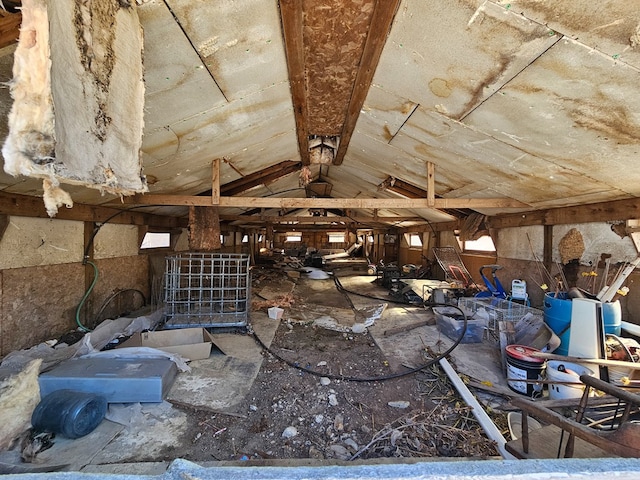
2,0,147,216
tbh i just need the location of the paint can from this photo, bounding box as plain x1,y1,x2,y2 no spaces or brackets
505,345,546,397
31,389,107,439
546,361,594,400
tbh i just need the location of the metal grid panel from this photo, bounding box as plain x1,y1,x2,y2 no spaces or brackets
163,253,250,329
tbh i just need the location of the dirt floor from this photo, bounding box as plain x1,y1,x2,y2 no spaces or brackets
164,266,507,463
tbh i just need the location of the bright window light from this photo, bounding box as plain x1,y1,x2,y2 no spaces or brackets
286,235,302,242
328,233,345,243
464,235,496,252
242,234,249,243
404,233,422,248
140,232,171,249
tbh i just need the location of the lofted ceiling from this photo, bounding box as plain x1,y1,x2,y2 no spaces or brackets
1,0,640,231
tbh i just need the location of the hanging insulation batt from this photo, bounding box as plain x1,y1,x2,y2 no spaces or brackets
2,0,147,216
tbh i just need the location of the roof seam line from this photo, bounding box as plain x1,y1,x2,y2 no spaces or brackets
161,0,229,103
458,35,563,122
388,103,420,144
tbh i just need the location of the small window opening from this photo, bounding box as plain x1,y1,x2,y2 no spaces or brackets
462,235,496,253
328,233,346,243
404,233,423,248
141,232,171,249
286,234,302,242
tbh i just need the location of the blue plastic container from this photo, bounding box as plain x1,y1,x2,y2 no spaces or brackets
543,292,621,356
31,389,107,439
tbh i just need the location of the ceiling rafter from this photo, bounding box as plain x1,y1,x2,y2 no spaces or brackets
280,0,401,167
213,160,302,196
378,176,476,219
332,0,401,166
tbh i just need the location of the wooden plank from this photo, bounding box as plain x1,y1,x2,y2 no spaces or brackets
0,11,20,49
0,191,184,228
211,158,220,204
488,197,640,228
121,194,528,209
218,160,301,196
505,423,612,459
0,214,9,243
531,352,640,372
427,161,435,207
279,0,309,165
333,0,402,165
510,396,640,457
221,214,425,224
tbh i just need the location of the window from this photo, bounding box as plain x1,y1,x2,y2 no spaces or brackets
286,234,302,242
220,234,225,246
140,232,171,249
242,234,249,243
328,232,345,243
462,235,496,253
404,233,422,248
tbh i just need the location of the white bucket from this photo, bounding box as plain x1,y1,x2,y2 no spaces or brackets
546,360,594,400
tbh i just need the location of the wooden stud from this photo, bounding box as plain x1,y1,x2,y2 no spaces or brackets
211,158,220,205
427,162,435,207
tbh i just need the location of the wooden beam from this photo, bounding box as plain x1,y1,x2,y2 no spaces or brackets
398,220,460,234
0,191,185,228
221,214,425,224
0,214,9,243
120,194,529,210
333,0,401,165
279,0,309,165
0,11,20,50
216,160,301,196
427,161,435,207
487,197,640,228
211,158,220,204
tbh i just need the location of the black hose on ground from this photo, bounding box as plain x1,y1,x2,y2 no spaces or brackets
249,301,468,383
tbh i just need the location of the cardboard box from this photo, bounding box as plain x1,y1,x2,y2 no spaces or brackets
118,328,222,361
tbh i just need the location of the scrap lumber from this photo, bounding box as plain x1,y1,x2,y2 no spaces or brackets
439,357,515,460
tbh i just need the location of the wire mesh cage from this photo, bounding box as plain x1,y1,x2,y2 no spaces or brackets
459,297,542,324
458,297,544,341
163,253,251,329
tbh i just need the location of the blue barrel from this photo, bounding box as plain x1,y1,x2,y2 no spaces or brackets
543,292,622,356
32,389,107,439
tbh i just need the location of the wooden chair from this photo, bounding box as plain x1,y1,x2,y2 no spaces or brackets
505,374,640,459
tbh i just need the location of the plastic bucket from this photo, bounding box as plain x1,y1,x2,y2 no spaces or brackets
543,292,622,355
31,389,107,438
505,345,546,397
546,361,594,400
